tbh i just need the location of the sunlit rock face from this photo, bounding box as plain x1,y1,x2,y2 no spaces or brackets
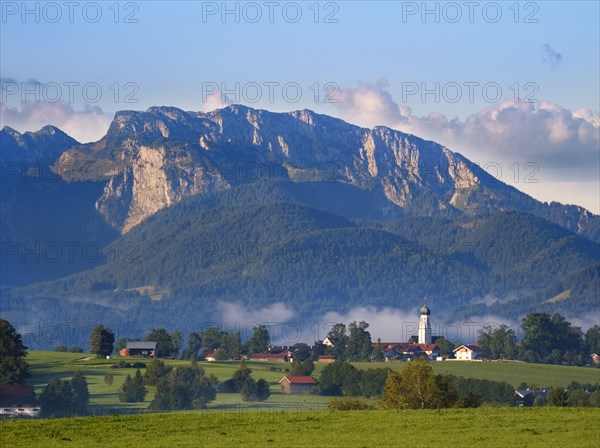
21,104,593,236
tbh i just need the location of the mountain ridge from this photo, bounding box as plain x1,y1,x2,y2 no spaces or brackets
3,104,594,236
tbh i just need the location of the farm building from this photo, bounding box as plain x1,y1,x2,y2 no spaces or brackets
279,376,317,394
515,388,548,407
203,350,217,362
0,385,41,418
371,342,438,361
249,353,288,362
418,344,439,359
317,355,336,363
120,341,157,358
453,344,482,361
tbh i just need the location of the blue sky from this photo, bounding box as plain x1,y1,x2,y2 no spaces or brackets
1,1,599,212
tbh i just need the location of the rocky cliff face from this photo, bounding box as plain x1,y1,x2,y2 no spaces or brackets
54,105,499,232
96,145,229,232
4,105,595,237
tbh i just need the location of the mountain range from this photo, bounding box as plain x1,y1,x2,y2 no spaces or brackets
1,105,598,347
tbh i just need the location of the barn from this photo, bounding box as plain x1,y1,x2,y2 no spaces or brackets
120,341,157,358
249,353,288,362
279,376,317,394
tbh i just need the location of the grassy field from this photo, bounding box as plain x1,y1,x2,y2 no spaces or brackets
25,351,332,413
2,407,599,447
349,360,600,388
24,351,600,414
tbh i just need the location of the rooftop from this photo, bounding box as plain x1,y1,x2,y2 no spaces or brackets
126,341,157,350
279,376,317,384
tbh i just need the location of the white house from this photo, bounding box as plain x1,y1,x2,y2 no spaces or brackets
322,337,334,347
453,344,482,361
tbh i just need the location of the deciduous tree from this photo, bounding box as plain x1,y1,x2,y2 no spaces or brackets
318,361,361,396
146,328,178,358
325,323,348,361
346,321,372,362
585,325,600,355
246,325,270,354
0,319,29,384
380,358,445,409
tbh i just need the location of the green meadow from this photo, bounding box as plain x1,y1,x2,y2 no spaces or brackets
23,351,600,414
2,408,599,448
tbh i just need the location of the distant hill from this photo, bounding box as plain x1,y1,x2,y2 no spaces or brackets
1,106,598,339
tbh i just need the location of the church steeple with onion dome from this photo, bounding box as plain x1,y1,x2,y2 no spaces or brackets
418,301,432,344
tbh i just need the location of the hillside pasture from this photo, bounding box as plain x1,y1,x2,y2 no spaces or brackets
24,351,600,414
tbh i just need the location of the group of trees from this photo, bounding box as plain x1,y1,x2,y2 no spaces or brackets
319,359,517,408
1,319,92,417
55,345,84,353
518,381,600,408
182,325,271,361
289,358,315,376
113,325,271,362
149,360,218,410
118,369,146,403
324,321,373,362
379,359,516,409
477,315,600,366
520,314,595,365
146,328,183,358
39,371,90,417
318,362,390,397
221,360,271,402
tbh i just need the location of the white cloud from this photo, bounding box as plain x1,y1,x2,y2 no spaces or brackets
332,78,402,128
200,91,232,112
320,306,420,342
217,301,295,325
216,301,297,343
0,101,113,143
332,80,600,186
318,306,522,344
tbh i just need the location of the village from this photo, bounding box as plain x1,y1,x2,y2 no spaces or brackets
3,304,599,418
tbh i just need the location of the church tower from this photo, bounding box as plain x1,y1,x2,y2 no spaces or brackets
418,304,432,344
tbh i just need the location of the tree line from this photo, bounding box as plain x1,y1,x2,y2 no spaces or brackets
83,313,600,367
477,314,600,365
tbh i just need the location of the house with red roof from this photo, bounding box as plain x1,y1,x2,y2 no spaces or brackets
249,353,288,362
279,376,317,394
0,385,41,418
